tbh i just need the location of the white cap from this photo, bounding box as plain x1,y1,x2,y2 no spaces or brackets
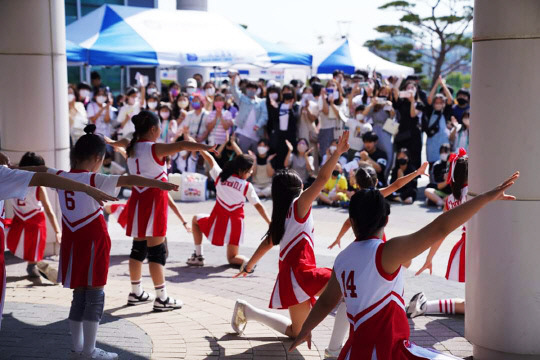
186,78,197,88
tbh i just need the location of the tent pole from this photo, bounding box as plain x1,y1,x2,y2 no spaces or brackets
156,66,161,93
126,65,130,89
85,65,91,83
120,66,125,93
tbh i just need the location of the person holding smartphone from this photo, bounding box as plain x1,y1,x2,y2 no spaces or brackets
87,87,116,139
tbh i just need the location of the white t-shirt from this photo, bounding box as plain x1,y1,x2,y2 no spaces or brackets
117,104,140,139
0,166,33,201
183,110,209,139
346,117,373,151
87,102,117,138
279,103,290,131
236,108,257,139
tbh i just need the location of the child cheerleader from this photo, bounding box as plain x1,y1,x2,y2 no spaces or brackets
290,170,518,359
231,131,350,341
6,152,62,280
107,110,216,311
328,161,429,250
188,150,271,267
39,125,178,359
0,151,117,330
408,148,468,317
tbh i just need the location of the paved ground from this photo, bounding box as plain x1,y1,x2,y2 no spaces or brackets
3,195,472,359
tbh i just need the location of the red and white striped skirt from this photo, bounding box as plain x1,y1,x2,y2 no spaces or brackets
6,212,47,262
0,226,6,328
197,202,245,247
125,188,168,238
445,232,465,283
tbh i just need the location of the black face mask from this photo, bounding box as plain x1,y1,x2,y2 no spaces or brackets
397,158,408,166
282,93,294,101
457,98,468,106
332,170,340,177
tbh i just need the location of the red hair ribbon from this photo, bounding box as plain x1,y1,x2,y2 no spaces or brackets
446,147,467,185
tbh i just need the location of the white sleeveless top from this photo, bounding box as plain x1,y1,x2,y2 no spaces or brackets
126,141,168,193
210,163,260,211
334,238,404,331
10,186,43,220
278,198,314,262
48,169,120,232
0,166,34,231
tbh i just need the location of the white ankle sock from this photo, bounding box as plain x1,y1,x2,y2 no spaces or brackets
243,301,292,335
131,279,143,296
155,283,168,301
69,320,83,352
328,301,349,351
195,245,203,256
82,321,99,356
426,299,457,314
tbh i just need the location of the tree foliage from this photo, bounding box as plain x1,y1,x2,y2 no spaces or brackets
365,0,473,86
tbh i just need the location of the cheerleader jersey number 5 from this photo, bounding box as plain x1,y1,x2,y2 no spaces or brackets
47,169,120,232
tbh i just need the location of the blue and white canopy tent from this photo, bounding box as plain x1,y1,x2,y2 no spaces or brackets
66,40,88,64
313,38,414,77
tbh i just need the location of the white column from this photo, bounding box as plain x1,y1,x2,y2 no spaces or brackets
0,0,69,256
467,1,540,359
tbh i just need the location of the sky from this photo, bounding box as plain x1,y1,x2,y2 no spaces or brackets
207,0,405,50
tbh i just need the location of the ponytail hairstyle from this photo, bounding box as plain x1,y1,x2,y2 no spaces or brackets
126,110,160,157
218,154,254,183
446,148,468,200
70,125,106,168
266,169,303,245
349,189,390,241
19,152,45,167
355,162,377,190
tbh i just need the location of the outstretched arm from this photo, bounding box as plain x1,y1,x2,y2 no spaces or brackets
297,131,350,218
105,137,130,149
116,175,178,191
382,172,519,274
380,162,428,197
199,150,217,170
234,236,273,277
289,272,342,351
154,141,217,159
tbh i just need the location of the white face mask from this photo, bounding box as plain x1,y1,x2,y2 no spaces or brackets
297,143,308,153
148,101,158,109
147,88,157,95
96,95,107,104
205,87,215,96
186,88,195,95
127,96,138,106
329,145,337,154
79,89,90,99
440,153,449,162
269,93,278,101
257,146,268,155
178,100,189,109
356,113,364,121
160,111,170,119
68,94,75,102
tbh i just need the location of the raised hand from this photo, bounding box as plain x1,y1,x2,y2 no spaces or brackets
484,171,519,201
336,131,350,155
285,139,293,152
417,162,429,177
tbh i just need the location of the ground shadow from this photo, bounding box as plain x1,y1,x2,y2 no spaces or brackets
410,316,465,350
165,264,239,284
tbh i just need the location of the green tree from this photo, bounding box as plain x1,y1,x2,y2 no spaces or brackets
365,0,473,86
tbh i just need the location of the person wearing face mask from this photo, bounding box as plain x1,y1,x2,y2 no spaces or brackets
206,93,234,146
68,84,88,145
116,87,141,140
146,93,160,115
450,111,470,152
185,78,198,97
284,138,315,188
229,73,268,154
266,85,300,170
165,82,180,103
425,143,453,208
423,76,454,168
394,80,423,169
346,105,373,160
297,87,320,171
172,92,189,125
249,139,275,198
146,81,159,98
452,88,470,124
321,139,348,167
182,93,210,143
76,82,92,107
318,79,347,157
203,82,216,111
157,103,178,144
389,148,418,204
87,87,115,139
363,86,396,174
359,132,388,187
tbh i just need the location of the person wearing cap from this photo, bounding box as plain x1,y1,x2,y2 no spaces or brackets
182,92,210,143
229,72,268,154
185,78,198,96
359,131,388,187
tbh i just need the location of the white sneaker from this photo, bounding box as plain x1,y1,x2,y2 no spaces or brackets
153,296,183,312
407,292,428,318
186,252,205,266
83,348,118,359
324,346,342,359
231,299,248,335
127,290,155,306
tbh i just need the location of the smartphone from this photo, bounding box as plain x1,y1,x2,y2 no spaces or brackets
399,90,411,98
326,88,334,95
376,97,387,105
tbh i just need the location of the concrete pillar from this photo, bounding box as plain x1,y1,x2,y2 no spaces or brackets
467,1,540,358
0,0,70,256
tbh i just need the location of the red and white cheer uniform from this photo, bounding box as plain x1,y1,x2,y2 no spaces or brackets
335,238,459,360
6,187,47,262
50,169,120,289
269,198,331,309
445,186,468,283
126,141,168,238
0,166,34,327
197,163,260,246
